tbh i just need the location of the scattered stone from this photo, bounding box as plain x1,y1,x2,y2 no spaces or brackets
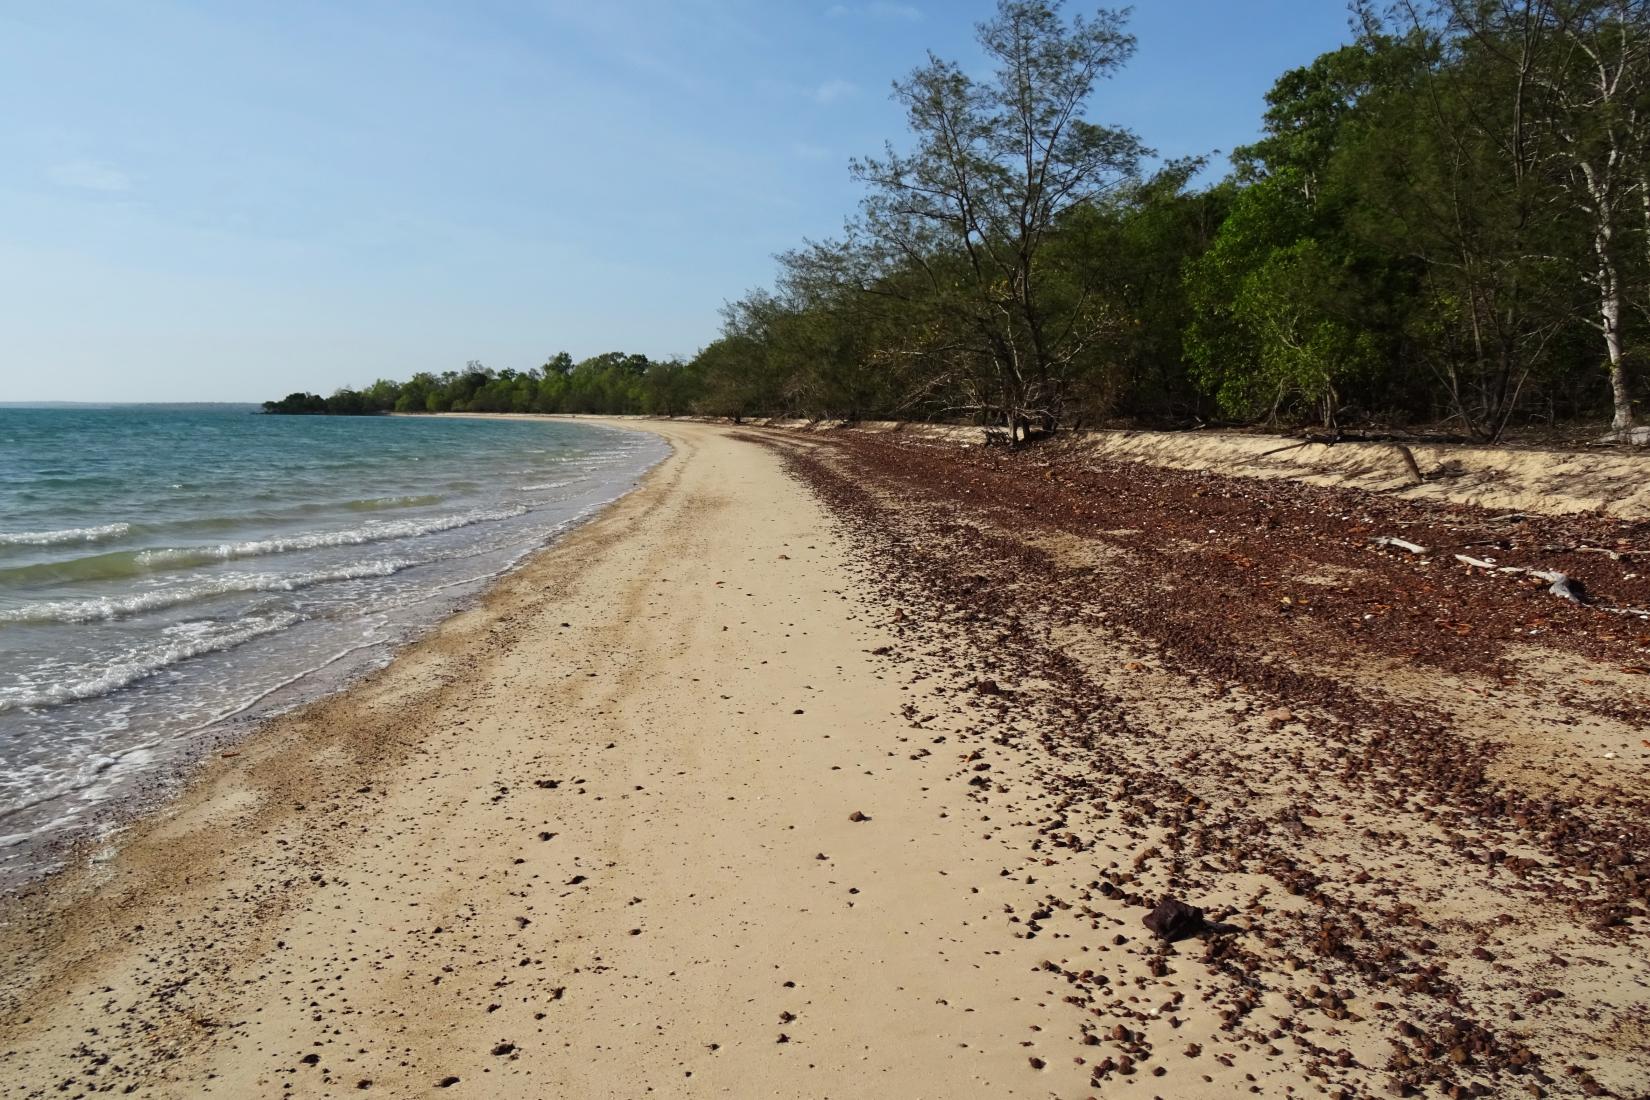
1143,896,1207,942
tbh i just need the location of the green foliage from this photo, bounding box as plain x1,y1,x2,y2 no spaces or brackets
264,353,671,417
1185,172,1383,424
262,392,331,415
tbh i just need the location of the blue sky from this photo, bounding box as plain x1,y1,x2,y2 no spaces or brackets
0,1,1356,402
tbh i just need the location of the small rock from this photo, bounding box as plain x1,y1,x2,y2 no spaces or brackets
1143,896,1207,942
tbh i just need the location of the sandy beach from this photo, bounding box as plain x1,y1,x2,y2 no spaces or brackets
0,421,1113,1097
2,419,1647,1099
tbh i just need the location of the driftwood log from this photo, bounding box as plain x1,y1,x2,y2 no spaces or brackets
1454,555,1584,603
1372,536,1431,555
1394,444,1425,486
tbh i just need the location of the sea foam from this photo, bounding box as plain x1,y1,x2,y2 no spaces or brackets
0,612,305,712
0,560,414,625
0,507,526,586
0,523,131,547
133,506,527,568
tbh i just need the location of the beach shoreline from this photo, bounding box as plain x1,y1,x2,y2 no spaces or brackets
2,417,1645,1099
0,412,674,897
0,412,664,893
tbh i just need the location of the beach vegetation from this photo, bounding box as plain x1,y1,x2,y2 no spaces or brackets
265,355,692,417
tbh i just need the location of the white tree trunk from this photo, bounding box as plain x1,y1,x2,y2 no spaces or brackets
1598,217,1632,432
1605,283,1633,432
1642,168,1650,321
1581,161,1634,432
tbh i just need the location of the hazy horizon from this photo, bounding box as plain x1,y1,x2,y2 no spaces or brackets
2,1,1354,403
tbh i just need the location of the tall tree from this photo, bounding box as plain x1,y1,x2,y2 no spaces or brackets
830,0,1147,441
1540,0,1650,433
1186,45,1399,428
1363,0,1649,434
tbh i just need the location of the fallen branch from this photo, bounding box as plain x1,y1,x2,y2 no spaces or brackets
1530,570,1585,604
1373,536,1432,555
1575,546,1638,562
1453,555,1584,603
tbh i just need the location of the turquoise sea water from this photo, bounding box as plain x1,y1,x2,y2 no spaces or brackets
0,406,664,886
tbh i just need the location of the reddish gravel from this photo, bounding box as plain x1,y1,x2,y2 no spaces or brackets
748,428,1650,1100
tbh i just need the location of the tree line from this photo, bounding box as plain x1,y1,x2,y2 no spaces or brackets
261,352,700,417
269,0,1650,444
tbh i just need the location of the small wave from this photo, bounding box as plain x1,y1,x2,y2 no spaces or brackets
0,523,130,548
103,494,449,538
518,481,572,492
0,507,526,586
134,507,527,568
0,560,414,625
0,612,303,712
342,494,445,511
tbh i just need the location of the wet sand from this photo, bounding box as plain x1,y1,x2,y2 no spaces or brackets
1,419,1646,1099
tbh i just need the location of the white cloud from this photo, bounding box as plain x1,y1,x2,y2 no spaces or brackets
791,141,832,161
811,78,857,104
48,160,131,193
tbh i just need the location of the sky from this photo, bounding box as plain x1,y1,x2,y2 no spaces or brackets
0,1,1358,403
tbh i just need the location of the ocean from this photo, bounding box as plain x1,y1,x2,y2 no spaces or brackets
0,405,665,887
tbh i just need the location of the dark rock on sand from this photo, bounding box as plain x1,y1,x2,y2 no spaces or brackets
1143,896,1207,942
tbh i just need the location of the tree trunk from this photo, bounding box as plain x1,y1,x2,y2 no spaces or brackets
1604,284,1632,432
1589,177,1633,432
